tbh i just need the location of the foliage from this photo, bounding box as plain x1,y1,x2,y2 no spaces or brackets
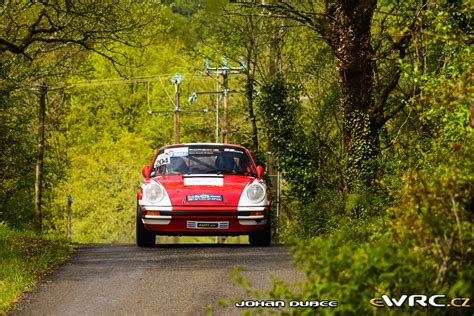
47,132,150,243
0,0,160,65
257,75,317,200
0,90,37,229
0,222,72,313
0,0,168,232
277,229,469,315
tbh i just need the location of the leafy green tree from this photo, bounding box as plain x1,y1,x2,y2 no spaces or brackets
235,1,432,191
0,0,164,231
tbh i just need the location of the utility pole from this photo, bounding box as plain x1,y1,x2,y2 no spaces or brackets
149,73,207,146
189,58,246,143
222,71,229,143
34,83,47,234
171,73,183,144
66,195,73,240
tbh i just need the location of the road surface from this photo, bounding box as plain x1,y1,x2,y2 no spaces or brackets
11,244,302,316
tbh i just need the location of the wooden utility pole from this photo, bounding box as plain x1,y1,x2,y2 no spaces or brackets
189,58,245,144
149,73,207,146
172,73,182,144
66,195,73,240
470,105,474,128
222,71,229,143
34,83,47,234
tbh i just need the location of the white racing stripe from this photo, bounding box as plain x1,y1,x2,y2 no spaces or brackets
183,175,224,186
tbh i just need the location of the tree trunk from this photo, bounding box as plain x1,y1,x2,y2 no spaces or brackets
266,13,283,193
243,14,259,152
329,0,380,190
246,74,259,152
34,83,47,234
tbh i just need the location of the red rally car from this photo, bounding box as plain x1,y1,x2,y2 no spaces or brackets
136,143,271,247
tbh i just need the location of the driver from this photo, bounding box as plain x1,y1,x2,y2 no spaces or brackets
168,157,189,174
215,156,239,173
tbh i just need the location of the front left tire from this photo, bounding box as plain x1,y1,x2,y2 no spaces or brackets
136,204,155,247
249,218,271,247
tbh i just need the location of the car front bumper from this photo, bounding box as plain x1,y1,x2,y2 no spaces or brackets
138,207,268,236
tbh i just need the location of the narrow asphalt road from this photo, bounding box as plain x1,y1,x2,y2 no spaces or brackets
11,244,301,316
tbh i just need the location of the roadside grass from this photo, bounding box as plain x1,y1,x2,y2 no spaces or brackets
0,223,72,314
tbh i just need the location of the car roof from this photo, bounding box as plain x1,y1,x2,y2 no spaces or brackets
160,143,249,150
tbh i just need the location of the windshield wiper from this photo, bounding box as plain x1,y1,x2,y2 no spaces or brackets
239,171,257,177
214,169,257,177
214,169,235,175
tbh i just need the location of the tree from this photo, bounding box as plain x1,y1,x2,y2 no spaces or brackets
0,0,161,232
236,0,427,191
0,1,158,73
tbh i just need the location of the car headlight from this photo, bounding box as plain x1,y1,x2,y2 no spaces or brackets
246,183,265,203
144,182,164,203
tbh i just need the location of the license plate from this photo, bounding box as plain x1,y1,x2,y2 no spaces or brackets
187,221,229,229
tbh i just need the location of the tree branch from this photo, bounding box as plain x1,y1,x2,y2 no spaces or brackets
375,69,402,127
0,38,24,54
374,2,428,127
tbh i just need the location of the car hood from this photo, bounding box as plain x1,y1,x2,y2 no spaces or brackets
154,174,253,207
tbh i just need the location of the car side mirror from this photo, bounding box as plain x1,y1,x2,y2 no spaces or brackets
256,165,263,180
142,165,151,179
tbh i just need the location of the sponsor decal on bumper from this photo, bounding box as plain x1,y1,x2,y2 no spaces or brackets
186,194,223,201
187,221,229,229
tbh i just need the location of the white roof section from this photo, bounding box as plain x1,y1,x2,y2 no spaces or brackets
184,142,225,146
161,143,248,150
179,143,244,147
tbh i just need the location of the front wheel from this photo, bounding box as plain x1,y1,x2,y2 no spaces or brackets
249,219,271,247
136,204,155,247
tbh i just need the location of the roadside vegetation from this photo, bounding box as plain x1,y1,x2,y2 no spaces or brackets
0,223,72,314
1,0,472,314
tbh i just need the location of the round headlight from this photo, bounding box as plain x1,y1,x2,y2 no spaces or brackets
144,183,164,203
246,183,265,203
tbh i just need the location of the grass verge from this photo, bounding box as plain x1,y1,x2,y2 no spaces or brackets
0,222,73,314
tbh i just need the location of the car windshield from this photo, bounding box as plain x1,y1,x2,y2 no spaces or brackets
150,145,257,177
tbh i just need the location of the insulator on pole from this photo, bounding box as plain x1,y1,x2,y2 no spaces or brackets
170,72,183,85
188,92,197,105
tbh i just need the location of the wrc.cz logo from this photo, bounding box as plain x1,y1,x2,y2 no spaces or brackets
370,295,471,308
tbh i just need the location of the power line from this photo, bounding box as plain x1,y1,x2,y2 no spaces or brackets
147,73,208,142
57,72,216,89
71,74,175,87
188,58,246,143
